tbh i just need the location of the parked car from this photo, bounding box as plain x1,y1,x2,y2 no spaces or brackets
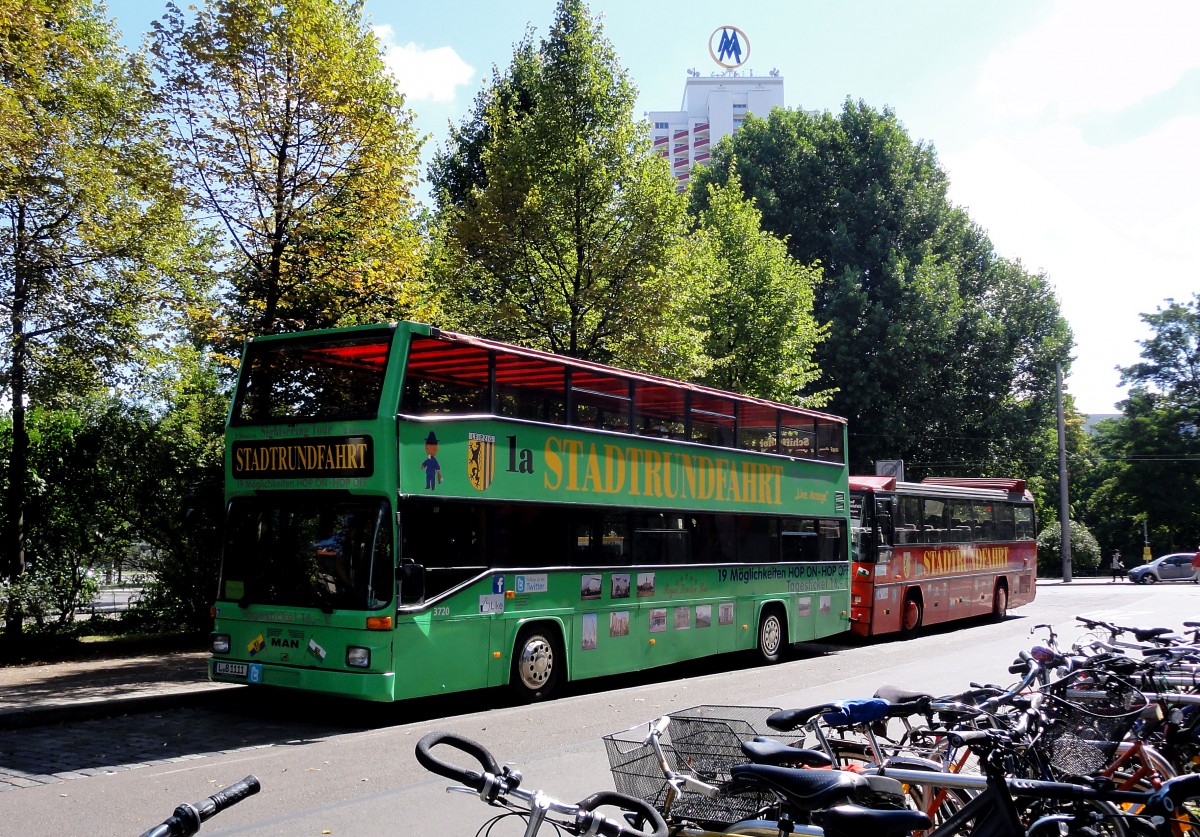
1128,553,1196,583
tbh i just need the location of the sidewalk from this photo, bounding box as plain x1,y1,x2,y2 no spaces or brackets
0,650,240,729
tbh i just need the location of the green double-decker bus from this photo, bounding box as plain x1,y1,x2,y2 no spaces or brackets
209,321,851,701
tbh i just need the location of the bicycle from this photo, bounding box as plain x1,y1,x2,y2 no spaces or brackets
604,713,931,837
416,730,669,836
874,728,1200,837
137,776,261,837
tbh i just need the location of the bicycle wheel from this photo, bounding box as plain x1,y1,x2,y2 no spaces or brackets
828,744,975,829
1016,798,1131,837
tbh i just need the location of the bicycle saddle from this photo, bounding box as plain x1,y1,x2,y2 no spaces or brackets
730,763,867,811
741,738,834,768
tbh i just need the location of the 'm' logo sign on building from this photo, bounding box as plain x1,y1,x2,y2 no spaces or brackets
709,26,750,68
468,432,496,491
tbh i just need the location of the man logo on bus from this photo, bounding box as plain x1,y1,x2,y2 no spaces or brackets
468,432,496,491
422,431,442,490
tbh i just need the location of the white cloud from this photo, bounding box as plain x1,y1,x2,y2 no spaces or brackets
942,114,1200,414
374,24,476,104
977,1,1200,118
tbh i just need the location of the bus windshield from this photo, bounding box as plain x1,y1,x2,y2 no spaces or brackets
221,497,394,611
231,330,393,424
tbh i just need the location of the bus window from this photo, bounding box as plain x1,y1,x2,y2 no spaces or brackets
819,520,847,563
895,496,921,544
633,513,690,564
224,496,394,611
571,376,631,432
736,515,773,563
947,501,975,542
739,404,778,453
234,331,392,424
781,518,846,563
399,338,489,415
601,512,630,564
400,502,487,596
995,502,1016,540
496,353,567,423
921,498,947,543
875,499,894,547
850,493,872,562
972,502,995,542
1014,505,1035,539
816,420,844,463
691,393,735,447
780,419,816,458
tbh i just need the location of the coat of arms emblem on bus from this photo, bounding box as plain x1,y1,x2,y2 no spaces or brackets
468,432,497,491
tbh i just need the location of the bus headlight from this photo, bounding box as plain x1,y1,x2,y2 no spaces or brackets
346,646,371,668
211,633,231,655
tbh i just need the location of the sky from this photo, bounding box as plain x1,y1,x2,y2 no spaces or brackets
104,0,1200,416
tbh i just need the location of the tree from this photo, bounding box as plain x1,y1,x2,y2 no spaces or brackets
692,171,830,406
1,0,192,640
152,0,430,344
690,103,1073,481
430,0,707,377
1084,295,1200,557
1120,295,1200,409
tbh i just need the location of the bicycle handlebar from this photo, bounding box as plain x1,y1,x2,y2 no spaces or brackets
415,731,503,795
416,731,668,837
137,776,260,837
575,791,669,837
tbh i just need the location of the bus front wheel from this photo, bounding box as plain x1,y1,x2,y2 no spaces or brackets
510,625,563,702
757,606,788,664
899,593,923,638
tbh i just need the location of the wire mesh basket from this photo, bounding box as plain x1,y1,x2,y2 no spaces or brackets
603,705,790,825
1038,668,1149,777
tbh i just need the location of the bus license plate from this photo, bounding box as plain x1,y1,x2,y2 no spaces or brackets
215,662,248,678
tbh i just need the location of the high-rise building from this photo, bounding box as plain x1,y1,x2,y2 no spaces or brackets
647,26,784,191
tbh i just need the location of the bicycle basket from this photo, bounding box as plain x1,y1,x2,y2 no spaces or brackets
602,705,788,825
1039,669,1149,777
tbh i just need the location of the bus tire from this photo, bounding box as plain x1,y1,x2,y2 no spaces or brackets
899,591,923,638
510,624,563,702
757,606,788,664
992,581,1008,623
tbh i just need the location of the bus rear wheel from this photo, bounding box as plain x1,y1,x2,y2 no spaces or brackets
510,625,563,702
899,593,923,638
992,583,1008,623
757,606,788,664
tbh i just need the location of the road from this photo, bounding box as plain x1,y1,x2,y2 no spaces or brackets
2,582,1195,836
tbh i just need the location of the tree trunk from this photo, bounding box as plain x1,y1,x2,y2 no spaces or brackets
4,203,30,643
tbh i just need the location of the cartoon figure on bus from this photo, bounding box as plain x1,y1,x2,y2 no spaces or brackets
422,431,443,490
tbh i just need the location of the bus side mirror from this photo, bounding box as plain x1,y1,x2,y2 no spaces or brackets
398,562,425,605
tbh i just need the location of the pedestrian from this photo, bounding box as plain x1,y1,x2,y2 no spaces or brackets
1191,546,1200,584
1110,549,1124,582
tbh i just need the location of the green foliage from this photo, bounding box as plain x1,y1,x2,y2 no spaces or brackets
1036,519,1101,578
0,403,142,628
692,171,831,406
430,0,708,377
1081,294,1200,557
690,103,1072,485
1,0,199,641
1120,295,1200,406
152,0,431,345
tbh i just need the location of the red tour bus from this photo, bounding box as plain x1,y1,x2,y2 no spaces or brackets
848,476,1037,637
